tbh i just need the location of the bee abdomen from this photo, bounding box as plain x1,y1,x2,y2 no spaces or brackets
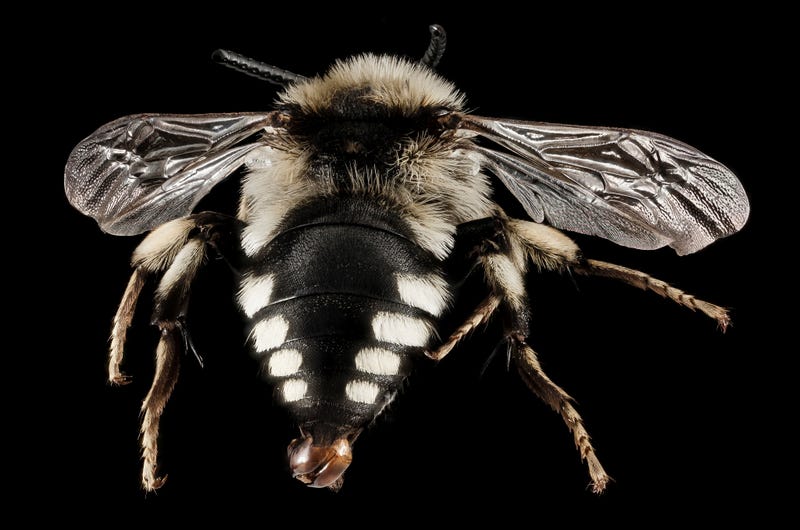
238,197,450,432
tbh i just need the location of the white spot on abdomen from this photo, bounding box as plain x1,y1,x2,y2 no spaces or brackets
371,312,432,347
268,349,303,377
238,273,274,318
345,380,381,404
251,316,289,353
395,273,450,316
355,347,401,375
282,379,307,402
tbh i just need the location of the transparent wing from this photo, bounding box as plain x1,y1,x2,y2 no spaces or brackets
461,116,750,255
65,113,276,235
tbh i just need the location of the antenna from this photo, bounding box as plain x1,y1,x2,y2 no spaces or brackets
420,24,447,68
212,49,307,86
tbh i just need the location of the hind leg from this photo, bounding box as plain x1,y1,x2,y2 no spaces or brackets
107,212,237,490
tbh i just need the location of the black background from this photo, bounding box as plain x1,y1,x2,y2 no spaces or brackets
27,4,786,524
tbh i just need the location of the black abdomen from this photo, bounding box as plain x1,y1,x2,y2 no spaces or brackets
238,197,448,443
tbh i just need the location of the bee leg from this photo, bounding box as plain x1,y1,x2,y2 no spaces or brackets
430,215,579,361
108,212,238,490
109,213,238,384
512,339,611,493
109,267,148,385
139,237,206,490
426,294,501,361
426,217,511,361
504,219,618,492
505,218,730,327
439,214,611,492
574,259,730,330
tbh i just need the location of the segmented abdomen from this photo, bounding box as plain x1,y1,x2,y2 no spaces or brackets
237,197,449,439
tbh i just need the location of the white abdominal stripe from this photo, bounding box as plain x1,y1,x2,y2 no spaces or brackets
248,310,427,407
268,348,303,377
238,273,274,318
238,270,449,321
244,274,443,409
394,273,450,317
251,315,289,353
345,380,381,404
354,347,402,376
371,312,435,351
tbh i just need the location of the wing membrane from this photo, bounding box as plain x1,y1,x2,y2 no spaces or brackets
462,116,750,254
65,113,275,235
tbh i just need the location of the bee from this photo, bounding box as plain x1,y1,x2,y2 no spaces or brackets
64,25,749,493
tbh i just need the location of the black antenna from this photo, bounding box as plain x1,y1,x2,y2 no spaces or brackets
420,24,447,69
212,49,307,86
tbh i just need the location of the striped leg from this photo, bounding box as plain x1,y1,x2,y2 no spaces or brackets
505,219,729,328
574,259,730,329
108,212,237,490
426,294,500,362
435,214,610,492
478,232,612,493
435,214,730,492
513,339,611,493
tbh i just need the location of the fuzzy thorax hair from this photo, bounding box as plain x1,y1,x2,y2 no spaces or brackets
239,54,494,260
277,54,466,116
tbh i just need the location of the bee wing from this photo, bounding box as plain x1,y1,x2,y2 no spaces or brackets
462,116,750,255
65,113,276,235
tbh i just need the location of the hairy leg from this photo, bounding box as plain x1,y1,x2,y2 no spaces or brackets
437,213,610,492
106,212,238,490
